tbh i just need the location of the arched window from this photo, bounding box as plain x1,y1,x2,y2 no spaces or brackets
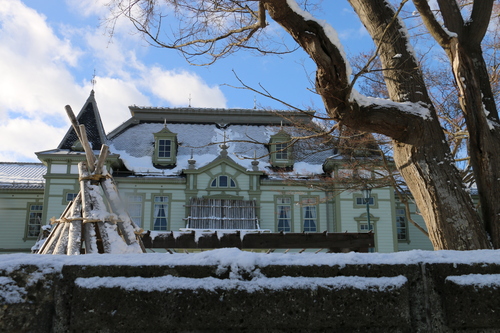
210,175,237,188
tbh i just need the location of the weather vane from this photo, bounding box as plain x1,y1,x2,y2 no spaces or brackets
91,69,97,90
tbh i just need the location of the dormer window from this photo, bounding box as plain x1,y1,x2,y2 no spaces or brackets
158,139,172,158
270,130,293,168
153,126,177,167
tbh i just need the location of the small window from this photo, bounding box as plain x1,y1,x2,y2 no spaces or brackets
66,193,78,202
269,130,293,167
210,175,236,188
275,142,288,160
27,204,43,238
153,196,169,231
158,139,171,158
396,208,407,240
153,126,177,166
360,223,374,232
356,197,374,205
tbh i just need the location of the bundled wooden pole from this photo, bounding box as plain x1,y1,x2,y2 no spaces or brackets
37,105,145,254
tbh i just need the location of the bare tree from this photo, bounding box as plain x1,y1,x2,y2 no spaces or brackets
105,0,500,250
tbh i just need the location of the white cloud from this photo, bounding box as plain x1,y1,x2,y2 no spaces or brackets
0,0,85,117
145,67,227,108
0,118,67,161
89,77,150,132
0,0,228,162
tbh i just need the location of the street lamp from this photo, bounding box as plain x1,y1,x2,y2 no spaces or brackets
361,185,372,231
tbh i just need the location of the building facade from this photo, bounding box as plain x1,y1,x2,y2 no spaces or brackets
0,91,433,252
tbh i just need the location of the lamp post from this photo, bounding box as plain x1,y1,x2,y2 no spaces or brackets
361,185,372,231
362,185,373,252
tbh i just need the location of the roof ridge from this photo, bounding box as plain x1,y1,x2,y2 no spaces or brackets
0,161,44,165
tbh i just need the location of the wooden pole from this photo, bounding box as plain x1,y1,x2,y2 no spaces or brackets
67,193,83,255
38,198,74,254
79,162,98,253
65,105,81,140
79,124,96,173
53,223,70,255
95,145,109,174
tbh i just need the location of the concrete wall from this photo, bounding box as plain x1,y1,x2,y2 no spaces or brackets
2,259,500,332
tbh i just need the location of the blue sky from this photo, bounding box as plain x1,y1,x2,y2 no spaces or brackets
0,0,374,162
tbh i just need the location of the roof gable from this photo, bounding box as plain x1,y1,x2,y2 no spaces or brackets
58,90,107,150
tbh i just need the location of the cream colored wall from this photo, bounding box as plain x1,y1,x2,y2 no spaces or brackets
0,191,44,251
335,188,397,253
397,202,434,251
258,183,329,233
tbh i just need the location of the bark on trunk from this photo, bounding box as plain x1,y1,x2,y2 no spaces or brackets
413,0,500,247
449,41,500,248
263,0,491,249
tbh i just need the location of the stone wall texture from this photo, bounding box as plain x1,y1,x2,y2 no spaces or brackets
1,260,500,332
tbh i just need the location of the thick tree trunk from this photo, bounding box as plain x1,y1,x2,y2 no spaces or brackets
263,0,491,249
392,124,490,250
449,41,500,248
413,0,500,247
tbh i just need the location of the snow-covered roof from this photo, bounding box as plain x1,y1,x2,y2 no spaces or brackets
0,162,46,189
109,123,331,176
108,108,333,177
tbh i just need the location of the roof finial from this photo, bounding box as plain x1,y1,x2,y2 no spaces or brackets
219,131,229,157
251,149,259,171
188,149,196,169
254,95,257,109
91,69,97,91
163,118,167,128
188,94,192,107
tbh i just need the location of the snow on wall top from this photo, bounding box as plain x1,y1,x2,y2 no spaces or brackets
0,162,46,189
2,248,500,274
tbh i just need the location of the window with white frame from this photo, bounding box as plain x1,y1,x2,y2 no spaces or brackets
396,208,407,240
302,197,317,232
153,196,169,230
27,204,43,238
277,197,292,232
126,195,143,227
